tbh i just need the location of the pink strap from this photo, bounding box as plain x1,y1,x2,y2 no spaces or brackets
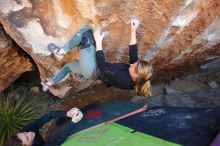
71,105,147,136
104,105,147,124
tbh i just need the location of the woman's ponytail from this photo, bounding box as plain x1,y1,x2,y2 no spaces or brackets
134,60,153,98
141,80,152,97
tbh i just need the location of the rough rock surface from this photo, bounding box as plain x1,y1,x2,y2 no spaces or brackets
0,0,220,98
0,25,33,92
165,78,209,94
144,88,220,108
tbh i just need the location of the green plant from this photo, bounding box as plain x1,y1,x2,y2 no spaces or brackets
0,92,45,145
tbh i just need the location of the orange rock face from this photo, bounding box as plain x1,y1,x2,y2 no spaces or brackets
0,0,219,98
0,26,33,92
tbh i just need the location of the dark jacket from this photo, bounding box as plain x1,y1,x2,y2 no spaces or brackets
96,44,138,90
21,110,74,146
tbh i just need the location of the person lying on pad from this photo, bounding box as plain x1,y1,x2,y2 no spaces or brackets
3,108,83,146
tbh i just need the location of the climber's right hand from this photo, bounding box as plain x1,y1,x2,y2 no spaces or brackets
131,19,140,32
93,29,105,44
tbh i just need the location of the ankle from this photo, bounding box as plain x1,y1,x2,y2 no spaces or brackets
46,81,53,86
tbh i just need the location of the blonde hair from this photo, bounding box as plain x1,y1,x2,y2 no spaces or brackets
134,60,153,98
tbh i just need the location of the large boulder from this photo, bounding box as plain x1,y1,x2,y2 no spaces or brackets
0,0,220,98
0,25,33,92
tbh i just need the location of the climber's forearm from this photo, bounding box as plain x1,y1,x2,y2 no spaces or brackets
130,30,137,45
96,42,103,51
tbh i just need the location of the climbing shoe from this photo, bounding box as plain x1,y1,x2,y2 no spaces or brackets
48,43,64,61
41,81,49,92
